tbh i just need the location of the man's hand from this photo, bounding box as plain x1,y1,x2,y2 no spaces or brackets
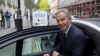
52,51,60,56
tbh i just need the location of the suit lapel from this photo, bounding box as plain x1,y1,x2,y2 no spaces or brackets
60,32,65,48
63,24,74,54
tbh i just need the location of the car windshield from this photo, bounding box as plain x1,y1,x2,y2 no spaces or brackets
0,0,100,37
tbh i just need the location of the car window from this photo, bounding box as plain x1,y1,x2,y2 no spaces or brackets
0,43,16,56
22,33,57,55
74,16,79,18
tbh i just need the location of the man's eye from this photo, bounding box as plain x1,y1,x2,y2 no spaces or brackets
57,20,59,22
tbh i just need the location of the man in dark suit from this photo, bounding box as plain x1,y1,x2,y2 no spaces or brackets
44,8,86,56
53,8,87,56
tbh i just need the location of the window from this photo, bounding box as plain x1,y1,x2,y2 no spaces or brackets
22,33,57,55
0,43,16,56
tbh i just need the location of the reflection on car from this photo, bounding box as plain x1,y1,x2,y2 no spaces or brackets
71,15,79,19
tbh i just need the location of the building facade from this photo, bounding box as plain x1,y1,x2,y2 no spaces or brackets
65,0,100,18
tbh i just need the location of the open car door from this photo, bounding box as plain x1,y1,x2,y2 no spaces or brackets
0,26,60,56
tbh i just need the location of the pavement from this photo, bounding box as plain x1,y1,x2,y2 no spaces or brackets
0,27,16,37
0,16,31,37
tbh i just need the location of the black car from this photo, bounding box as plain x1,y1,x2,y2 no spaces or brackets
0,19,100,56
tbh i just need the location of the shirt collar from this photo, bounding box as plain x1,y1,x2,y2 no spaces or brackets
65,24,72,35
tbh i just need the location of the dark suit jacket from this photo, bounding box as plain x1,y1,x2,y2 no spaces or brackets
54,24,87,56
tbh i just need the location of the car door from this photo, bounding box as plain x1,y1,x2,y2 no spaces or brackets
0,25,60,56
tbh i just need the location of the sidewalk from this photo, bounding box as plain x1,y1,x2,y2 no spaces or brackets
0,16,31,37
0,27,17,37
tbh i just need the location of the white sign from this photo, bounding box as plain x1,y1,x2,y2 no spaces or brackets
32,11,48,26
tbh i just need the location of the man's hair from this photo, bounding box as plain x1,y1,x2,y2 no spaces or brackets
55,8,71,20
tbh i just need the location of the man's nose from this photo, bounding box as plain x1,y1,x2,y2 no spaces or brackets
59,21,62,25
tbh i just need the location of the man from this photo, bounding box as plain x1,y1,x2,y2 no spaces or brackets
0,10,2,27
0,10,5,28
44,8,87,56
5,10,12,28
13,11,17,28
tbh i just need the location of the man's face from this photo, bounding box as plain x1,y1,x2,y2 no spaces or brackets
56,12,71,32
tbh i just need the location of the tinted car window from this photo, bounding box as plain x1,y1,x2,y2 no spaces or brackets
22,33,57,55
0,43,16,56
74,16,79,18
